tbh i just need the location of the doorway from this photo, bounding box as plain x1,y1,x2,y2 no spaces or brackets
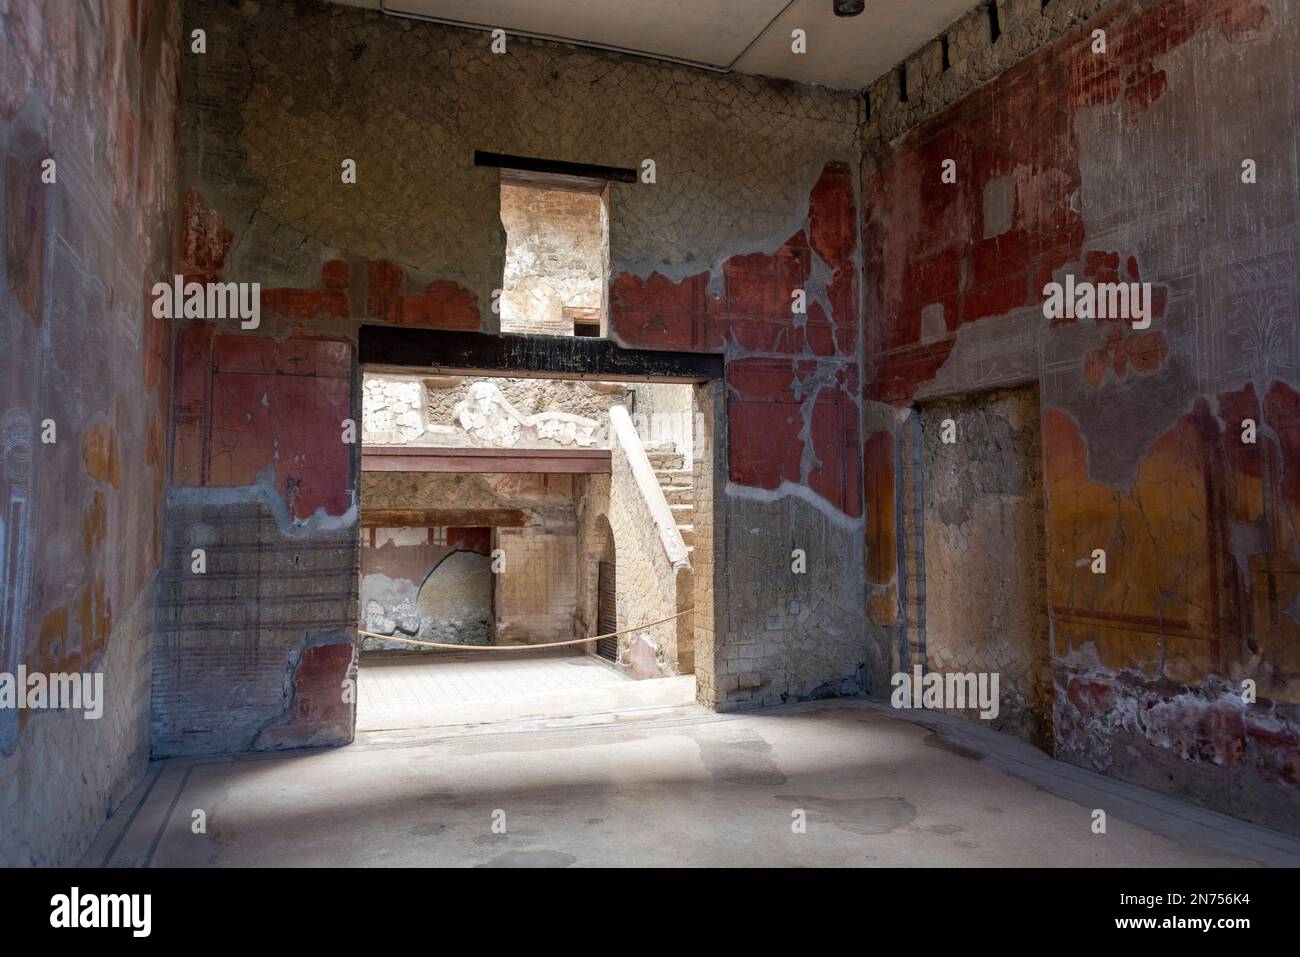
596,556,617,662
903,384,1053,750
355,327,723,732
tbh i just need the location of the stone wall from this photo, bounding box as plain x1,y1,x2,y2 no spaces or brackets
363,372,630,448
603,415,690,677
153,498,357,758
862,0,1300,834
0,0,180,864
613,162,869,709
177,0,868,731
155,327,357,758
182,0,857,307
495,522,579,645
863,0,1116,152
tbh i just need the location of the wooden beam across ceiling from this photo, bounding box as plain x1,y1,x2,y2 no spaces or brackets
360,508,531,528
362,445,612,474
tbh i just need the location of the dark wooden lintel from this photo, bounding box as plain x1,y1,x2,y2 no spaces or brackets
360,508,530,529
359,326,722,383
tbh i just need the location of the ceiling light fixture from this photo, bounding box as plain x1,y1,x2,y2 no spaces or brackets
833,0,866,16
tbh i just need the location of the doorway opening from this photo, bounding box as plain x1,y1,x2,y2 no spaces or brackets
595,521,617,662
900,383,1054,751
497,169,610,338
355,331,722,733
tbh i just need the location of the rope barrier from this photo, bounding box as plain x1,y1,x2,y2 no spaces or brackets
356,607,694,651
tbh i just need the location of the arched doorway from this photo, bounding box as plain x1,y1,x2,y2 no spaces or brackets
595,515,617,661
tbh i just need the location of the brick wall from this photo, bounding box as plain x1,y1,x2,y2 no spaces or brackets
495,522,579,644
153,500,357,757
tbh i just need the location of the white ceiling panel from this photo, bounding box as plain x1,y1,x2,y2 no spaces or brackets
736,0,982,90
337,0,985,90
377,0,794,69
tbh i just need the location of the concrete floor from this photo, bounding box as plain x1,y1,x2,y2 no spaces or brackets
85,687,1300,867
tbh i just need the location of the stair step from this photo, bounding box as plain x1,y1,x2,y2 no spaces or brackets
654,469,693,486
645,452,685,469
669,503,693,519
677,524,695,547
661,487,693,506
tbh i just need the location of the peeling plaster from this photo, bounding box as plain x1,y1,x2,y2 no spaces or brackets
167,466,358,538
725,480,864,532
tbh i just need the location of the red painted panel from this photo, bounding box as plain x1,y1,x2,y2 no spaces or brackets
609,271,713,351
603,162,864,516
173,328,353,520
728,358,806,494
180,187,232,282
808,160,857,270
808,386,862,519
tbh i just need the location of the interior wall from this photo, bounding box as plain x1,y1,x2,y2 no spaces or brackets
0,0,180,865
154,328,357,759
175,0,869,743
364,471,579,646
182,0,857,306
862,0,1300,834
495,519,580,644
359,526,492,649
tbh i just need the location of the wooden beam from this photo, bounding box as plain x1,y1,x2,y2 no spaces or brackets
360,508,530,529
475,150,637,184
359,327,722,383
362,445,611,474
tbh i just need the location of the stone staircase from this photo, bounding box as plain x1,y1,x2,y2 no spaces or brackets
643,442,694,556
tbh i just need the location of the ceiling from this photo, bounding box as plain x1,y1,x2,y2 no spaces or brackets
333,0,982,90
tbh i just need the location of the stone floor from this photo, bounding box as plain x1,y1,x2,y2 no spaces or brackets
357,650,640,731
84,684,1300,868
358,655,621,728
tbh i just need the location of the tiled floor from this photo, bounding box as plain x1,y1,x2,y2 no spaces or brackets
357,650,633,729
